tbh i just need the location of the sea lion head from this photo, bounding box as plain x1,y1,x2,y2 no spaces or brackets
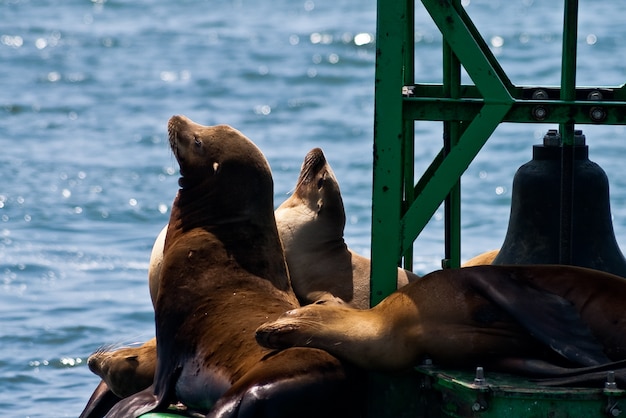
167,115,275,232
275,148,346,247
87,339,157,399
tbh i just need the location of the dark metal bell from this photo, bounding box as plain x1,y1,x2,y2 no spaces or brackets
492,130,626,278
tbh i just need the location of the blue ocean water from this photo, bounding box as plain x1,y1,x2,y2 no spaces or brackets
1,0,626,416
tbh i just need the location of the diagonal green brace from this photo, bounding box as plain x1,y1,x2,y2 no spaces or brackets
400,103,512,253
421,0,513,103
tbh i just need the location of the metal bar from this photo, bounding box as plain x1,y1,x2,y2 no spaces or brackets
370,0,408,306
403,98,626,124
402,0,416,272
421,0,513,103
559,0,579,265
406,83,626,101
442,21,462,269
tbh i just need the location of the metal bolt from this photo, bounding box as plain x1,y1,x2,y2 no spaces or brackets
590,106,607,122
532,89,549,100
472,402,482,412
474,366,485,386
606,371,618,390
532,105,548,121
543,129,561,147
610,406,622,417
574,130,586,146
588,90,603,101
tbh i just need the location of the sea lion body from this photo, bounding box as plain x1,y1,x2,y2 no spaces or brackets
147,224,167,308
257,265,626,377
275,147,418,308
462,249,499,267
84,116,358,418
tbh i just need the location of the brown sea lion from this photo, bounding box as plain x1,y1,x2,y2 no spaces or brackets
82,115,360,418
256,264,626,384
275,147,418,309
86,339,157,399
84,148,500,407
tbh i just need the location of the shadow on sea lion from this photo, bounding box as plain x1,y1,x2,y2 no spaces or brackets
256,264,626,387
80,115,361,418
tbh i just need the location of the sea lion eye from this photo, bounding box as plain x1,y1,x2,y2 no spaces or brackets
317,177,324,190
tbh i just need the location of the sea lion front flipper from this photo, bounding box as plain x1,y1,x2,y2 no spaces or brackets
78,380,121,418
207,348,361,418
469,267,611,367
101,386,161,418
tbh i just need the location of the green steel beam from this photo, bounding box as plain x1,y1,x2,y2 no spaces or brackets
421,0,513,103
371,0,626,307
442,21,462,269
371,0,410,304
403,97,626,124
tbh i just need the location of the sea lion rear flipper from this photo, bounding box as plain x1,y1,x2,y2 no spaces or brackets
533,359,626,387
470,267,611,366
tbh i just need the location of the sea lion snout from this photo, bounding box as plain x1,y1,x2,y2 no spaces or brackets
255,322,298,349
167,115,203,163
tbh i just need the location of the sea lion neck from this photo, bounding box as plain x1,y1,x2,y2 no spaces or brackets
166,189,291,291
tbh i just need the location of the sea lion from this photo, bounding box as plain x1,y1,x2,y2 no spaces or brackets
275,147,418,308
83,115,359,418
86,339,157,399
256,264,626,383
84,147,501,407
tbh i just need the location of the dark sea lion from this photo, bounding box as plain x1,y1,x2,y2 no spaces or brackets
84,115,359,418
275,147,418,308
257,265,626,384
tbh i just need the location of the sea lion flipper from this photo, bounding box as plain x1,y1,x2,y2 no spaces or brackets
78,380,121,418
100,387,160,418
533,359,626,387
471,268,611,366
207,348,359,418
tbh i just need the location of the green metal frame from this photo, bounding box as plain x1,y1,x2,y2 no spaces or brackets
371,0,626,306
